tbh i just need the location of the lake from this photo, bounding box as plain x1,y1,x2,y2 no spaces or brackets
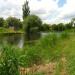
0,32,42,48
0,33,24,48
0,32,60,48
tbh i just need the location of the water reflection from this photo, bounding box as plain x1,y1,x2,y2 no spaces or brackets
0,33,24,48
0,33,41,48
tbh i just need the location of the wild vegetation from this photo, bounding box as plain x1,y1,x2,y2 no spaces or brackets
0,0,75,75
0,30,75,75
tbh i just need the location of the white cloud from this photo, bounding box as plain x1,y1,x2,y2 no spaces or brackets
55,0,75,23
0,0,75,24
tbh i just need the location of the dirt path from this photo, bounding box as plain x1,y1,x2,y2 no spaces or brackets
20,62,57,75
60,56,67,75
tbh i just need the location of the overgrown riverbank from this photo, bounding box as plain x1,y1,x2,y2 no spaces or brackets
0,31,75,75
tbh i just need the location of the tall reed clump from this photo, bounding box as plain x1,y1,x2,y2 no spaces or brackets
37,33,61,61
20,31,70,68
38,33,58,48
20,33,61,67
0,45,20,75
60,31,70,39
19,45,43,67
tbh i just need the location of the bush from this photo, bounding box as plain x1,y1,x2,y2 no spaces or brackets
39,33,58,48
61,31,69,39
23,15,42,40
19,46,43,67
0,45,19,75
6,17,23,30
35,33,60,61
0,17,4,27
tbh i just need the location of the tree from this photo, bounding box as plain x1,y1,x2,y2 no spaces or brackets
65,23,72,29
41,23,50,32
6,17,23,30
57,23,65,31
71,18,75,27
22,0,30,20
0,17,4,27
51,24,58,31
4,20,8,28
23,15,42,40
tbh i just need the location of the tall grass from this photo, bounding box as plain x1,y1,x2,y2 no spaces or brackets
0,31,70,75
20,31,69,68
0,45,20,75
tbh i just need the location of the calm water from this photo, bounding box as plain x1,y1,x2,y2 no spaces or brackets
0,32,60,48
0,33,41,48
0,33,24,48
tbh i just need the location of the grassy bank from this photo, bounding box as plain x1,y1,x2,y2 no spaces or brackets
0,27,24,34
0,31,75,75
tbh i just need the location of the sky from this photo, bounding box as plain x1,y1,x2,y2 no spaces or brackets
0,0,75,24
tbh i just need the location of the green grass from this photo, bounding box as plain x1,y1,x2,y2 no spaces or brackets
23,31,75,75
0,27,24,33
0,31,75,75
62,35,75,75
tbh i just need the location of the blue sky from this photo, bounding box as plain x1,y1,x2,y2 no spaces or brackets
0,0,75,24
58,0,66,7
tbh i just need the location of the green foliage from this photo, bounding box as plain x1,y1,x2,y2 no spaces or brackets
0,45,19,75
40,23,50,32
51,23,72,32
65,23,72,29
57,23,65,31
24,15,42,40
39,33,58,48
6,17,23,30
60,31,69,39
0,28,6,32
51,24,58,31
51,23,65,31
0,17,4,27
22,0,30,19
19,46,43,67
27,72,45,75
4,20,8,28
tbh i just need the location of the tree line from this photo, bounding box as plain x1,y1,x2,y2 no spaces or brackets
0,0,75,32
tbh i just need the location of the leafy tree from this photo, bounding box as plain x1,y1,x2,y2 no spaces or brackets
22,0,30,20
51,23,65,31
6,17,23,30
41,23,50,32
0,17,4,27
23,15,42,40
4,20,8,28
57,23,65,31
51,24,58,31
65,23,72,29
71,18,75,27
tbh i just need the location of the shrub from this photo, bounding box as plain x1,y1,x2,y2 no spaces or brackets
19,46,43,67
39,33,58,48
60,31,69,39
0,45,19,75
23,15,42,40
6,17,23,30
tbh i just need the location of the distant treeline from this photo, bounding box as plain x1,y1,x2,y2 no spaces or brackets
0,16,74,32
0,17,23,30
41,22,72,32
0,0,75,33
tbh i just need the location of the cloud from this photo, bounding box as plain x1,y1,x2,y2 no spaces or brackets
54,0,75,23
0,0,75,24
